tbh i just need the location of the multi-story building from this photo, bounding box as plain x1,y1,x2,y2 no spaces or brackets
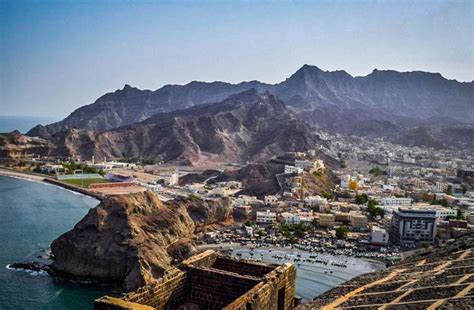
381,197,413,207
349,211,368,229
256,210,277,224
431,205,457,219
284,165,303,174
318,213,335,228
434,182,447,193
304,195,327,207
264,195,279,205
371,226,389,245
390,207,437,245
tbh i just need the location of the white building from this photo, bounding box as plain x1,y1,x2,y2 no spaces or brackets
381,197,413,207
281,212,300,225
256,210,277,224
371,226,389,245
430,205,457,219
41,164,65,174
244,225,253,237
264,195,279,205
295,159,325,171
434,182,447,193
284,165,303,174
340,175,352,189
304,195,327,207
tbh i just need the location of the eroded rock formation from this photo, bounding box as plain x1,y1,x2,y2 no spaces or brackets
51,191,195,290
50,191,233,290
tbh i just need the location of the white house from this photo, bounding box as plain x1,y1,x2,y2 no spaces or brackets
371,226,389,245
256,210,277,224
264,195,279,205
381,197,413,207
304,195,328,207
284,165,303,174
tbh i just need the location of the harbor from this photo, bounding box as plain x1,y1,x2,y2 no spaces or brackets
199,244,385,301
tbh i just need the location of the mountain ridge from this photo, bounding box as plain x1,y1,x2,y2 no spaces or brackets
27,64,474,140
26,90,327,165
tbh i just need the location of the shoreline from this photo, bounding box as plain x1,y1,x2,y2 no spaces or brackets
0,167,47,182
197,243,387,267
0,167,103,200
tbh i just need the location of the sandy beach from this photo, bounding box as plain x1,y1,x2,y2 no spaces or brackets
0,167,47,182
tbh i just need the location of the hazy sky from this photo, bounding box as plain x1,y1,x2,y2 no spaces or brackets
1,0,473,118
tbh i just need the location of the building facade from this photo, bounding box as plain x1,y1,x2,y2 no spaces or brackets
256,210,277,224
390,207,437,245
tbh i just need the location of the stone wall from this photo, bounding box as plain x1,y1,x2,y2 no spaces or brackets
211,257,275,278
94,250,297,310
187,267,260,309
181,249,218,268
97,267,188,310
225,263,297,310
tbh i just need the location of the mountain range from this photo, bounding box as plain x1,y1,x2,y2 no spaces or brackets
27,65,474,147
14,90,325,164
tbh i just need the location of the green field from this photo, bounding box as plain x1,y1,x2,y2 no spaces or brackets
62,178,110,188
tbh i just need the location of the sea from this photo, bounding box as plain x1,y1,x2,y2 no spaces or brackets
0,176,108,310
0,115,59,134
231,247,384,301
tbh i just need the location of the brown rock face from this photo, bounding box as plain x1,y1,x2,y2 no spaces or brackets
50,191,195,290
0,130,50,159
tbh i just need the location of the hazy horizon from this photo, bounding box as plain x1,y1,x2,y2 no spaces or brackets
1,0,473,118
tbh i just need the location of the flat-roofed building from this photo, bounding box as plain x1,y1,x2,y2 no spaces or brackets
381,197,413,207
371,226,389,245
349,212,368,229
318,213,335,228
256,210,277,224
390,207,437,245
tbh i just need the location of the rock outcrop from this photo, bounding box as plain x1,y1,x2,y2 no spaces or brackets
0,130,50,159
50,191,234,290
50,191,195,290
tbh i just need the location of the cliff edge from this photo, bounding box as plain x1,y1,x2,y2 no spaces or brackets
50,191,195,290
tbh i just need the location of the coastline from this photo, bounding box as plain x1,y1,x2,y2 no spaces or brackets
0,167,103,200
0,167,47,182
197,242,386,266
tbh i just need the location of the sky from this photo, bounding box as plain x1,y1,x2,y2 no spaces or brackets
1,0,473,118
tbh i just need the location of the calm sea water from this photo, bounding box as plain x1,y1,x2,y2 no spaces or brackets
0,176,109,310
232,248,384,301
0,116,59,134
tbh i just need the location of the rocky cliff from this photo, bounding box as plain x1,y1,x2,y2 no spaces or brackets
50,191,194,290
50,191,232,290
0,130,50,159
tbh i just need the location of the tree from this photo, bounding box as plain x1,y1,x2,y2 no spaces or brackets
336,225,349,239
369,166,387,177
188,194,200,202
367,199,384,218
355,194,369,205
431,199,448,207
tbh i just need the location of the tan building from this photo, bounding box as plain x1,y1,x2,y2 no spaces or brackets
350,211,368,229
318,213,335,227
